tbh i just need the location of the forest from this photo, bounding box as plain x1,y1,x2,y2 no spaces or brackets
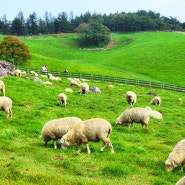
0,10,184,36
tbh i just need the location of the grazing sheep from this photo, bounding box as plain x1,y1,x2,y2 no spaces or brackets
80,83,89,94
165,139,185,172
0,96,12,118
68,78,81,87
42,81,52,85
126,91,137,105
41,117,82,149
0,80,5,96
58,93,67,107
150,96,161,106
30,71,38,76
116,106,163,128
11,69,23,77
175,176,185,185
30,77,42,83
61,118,114,154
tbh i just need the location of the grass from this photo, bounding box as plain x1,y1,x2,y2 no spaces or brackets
0,73,185,185
5,31,184,86
0,32,185,184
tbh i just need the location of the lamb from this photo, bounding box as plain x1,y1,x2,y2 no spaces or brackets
175,176,185,185
0,80,5,96
41,117,82,149
116,106,163,128
150,96,161,106
58,93,67,107
0,96,12,118
80,83,89,94
60,118,114,154
165,139,185,172
126,91,137,105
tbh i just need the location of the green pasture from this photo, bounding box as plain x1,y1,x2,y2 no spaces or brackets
3,31,184,86
0,32,185,184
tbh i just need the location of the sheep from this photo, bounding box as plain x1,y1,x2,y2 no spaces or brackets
165,139,185,172
41,117,82,149
126,91,137,105
58,93,67,107
65,88,73,93
42,81,52,85
30,70,38,76
60,118,114,154
150,96,161,106
11,69,23,77
0,96,12,118
116,106,163,128
80,83,89,94
68,78,81,87
175,176,185,185
0,80,5,96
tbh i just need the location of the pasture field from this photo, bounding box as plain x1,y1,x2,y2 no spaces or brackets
0,32,185,184
0,73,185,185
1,31,184,86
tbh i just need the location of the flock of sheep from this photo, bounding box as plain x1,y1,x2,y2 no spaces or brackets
1,68,185,184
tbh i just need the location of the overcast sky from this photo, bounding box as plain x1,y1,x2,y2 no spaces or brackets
1,0,185,22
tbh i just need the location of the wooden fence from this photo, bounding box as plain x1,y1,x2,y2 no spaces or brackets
18,67,185,93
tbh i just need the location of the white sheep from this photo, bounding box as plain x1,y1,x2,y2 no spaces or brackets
68,78,81,87
0,80,5,96
126,91,137,105
60,118,114,154
11,69,23,77
0,96,12,118
150,96,161,106
175,176,185,185
58,93,67,107
41,117,82,149
80,82,89,94
116,106,163,128
165,139,185,172
30,71,38,76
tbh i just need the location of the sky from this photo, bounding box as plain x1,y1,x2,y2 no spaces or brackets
1,0,185,22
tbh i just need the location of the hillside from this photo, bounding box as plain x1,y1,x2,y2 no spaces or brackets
4,31,184,87
0,72,185,184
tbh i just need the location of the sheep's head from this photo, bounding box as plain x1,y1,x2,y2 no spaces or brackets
60,136,72,147
165,160,177,172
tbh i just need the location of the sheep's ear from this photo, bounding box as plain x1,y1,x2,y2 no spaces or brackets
61,138,65,144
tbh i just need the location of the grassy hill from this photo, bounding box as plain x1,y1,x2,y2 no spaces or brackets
2,31,184,86
0,32,185,185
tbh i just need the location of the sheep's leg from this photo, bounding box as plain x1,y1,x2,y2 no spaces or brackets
108,141,114,153
86,144,91,154
9,108,12,118
77,143,82,153
54,141,57,149
100,142,106,152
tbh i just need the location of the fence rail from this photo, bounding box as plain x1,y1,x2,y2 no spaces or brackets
18,66,185,93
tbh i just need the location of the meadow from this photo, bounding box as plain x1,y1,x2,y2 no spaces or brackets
0,32,185,185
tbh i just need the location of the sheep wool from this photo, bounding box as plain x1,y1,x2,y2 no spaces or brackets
0,96,12,118
41,117,82,149
165,139,185,172
116,106,163,128
61,118,114,154
58,93,67,107
126,91,137,105
80,83,89,94
0,80,5,96
150,96,161,106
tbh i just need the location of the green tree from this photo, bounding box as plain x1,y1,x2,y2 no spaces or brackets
75,22,111,47
0,36,32,65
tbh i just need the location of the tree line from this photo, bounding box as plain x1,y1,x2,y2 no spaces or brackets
0,10,184,36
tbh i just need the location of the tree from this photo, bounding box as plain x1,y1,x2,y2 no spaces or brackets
0,36,32,65
75,22,111,47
